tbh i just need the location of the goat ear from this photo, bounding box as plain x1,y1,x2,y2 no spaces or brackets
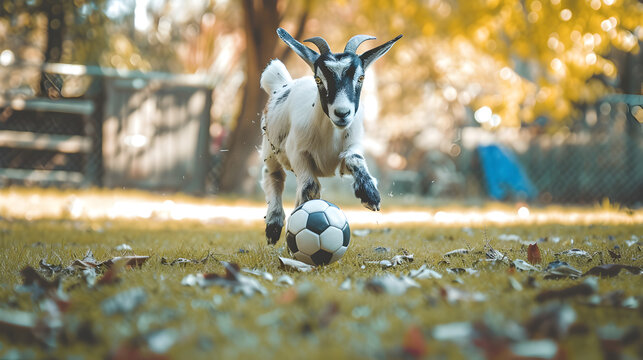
359,34,403,68
277,27,319,69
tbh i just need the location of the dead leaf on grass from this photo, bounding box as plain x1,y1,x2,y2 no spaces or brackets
100,255,149,269
598,324,641,359
439,286,487,304
587,290,640,309
527,243,542,264
443,248,469,257
160,253,211,266
555,248,591,259
513,259,539,272
582,264,641,277
339,278,352,291
374,246,390,253
510,339,559,359
535,277,598,302
365,275,420,295
432,322,474,342
39,259,64,276
525,303,576,339
114,244,132,251
544,260,582,279
366,253,414,268
409,265,442,279
181,261,267,297
101,287,147,315
446,268,478,275
276,274,294,286
278,257,314,272
485,244,509,263
242,268,274,281
607,249,621,260
402,325,427,358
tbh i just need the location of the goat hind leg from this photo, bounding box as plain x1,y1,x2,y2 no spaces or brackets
262,160,286,245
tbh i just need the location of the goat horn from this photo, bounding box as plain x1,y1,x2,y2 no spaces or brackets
344,35,376,53
304,37,331,54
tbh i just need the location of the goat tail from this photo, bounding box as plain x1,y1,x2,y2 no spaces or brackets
260,59,292,94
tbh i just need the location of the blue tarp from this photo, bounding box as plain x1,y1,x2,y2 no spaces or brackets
477,144,538,200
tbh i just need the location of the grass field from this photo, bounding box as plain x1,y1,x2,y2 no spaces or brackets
0,191,641,359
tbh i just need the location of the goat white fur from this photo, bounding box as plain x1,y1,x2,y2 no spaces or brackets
260,28,401,244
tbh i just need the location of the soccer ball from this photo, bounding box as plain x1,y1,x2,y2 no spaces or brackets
285,199,350,266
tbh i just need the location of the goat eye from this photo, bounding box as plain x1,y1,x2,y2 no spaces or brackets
358,75,365,82
315,76,322,85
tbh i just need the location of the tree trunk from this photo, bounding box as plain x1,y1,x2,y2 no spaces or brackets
218,0,309,193
40,0,65,98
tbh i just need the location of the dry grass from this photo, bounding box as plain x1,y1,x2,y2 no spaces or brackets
0,213,641,359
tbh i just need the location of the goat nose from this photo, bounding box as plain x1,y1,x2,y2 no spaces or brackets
334,108,350,119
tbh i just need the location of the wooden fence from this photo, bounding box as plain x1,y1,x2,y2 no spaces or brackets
0,63,214,193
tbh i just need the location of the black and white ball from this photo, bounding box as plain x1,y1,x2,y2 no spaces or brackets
286,199,350,266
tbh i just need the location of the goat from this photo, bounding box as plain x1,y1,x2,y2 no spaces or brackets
260,27,402,244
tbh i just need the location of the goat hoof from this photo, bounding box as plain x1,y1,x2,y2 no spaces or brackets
265,222,283,245
355,183,381,212
361,200,380,212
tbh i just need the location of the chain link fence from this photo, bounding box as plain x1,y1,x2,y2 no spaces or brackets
1,64,641,206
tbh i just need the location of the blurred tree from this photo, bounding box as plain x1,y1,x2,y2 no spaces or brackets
218,0,311,193
355,0,641,127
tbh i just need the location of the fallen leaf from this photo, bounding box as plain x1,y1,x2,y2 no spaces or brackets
607,249,621,260
365,275,420,295
181,262,267,297
276,275,294,286
242,268,274,281
555,248,591,259
447,268,478,275
339,278,352,291
544,260,582,279
160,253,211,266
278,257,314,272
101,287,147,315
374,246,390,253
100,255,149,269
513,259,539,272
527,243,542,264
147,328,179,354
318,302,340,328
485,245,508,263
582,264,641,277
440,286,487,303
366,253,414,268
409,265,442,279
536,277,598,302
525,303,576,339
115,244,132,251
432,322,474,342
39,259,64,276
598,324,640,359
511,339,559,359
443,248,469,257
0,308,37,332
402,326,427,358
508,276,523,291
276,288,298,304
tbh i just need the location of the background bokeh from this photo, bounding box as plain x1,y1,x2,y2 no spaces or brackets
0,0,641,205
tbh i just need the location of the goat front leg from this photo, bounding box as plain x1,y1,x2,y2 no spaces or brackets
342,153,381,211
293,153,321,207
262,158,286,245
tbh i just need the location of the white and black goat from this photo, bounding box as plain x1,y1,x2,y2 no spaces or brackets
260,27,402,244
